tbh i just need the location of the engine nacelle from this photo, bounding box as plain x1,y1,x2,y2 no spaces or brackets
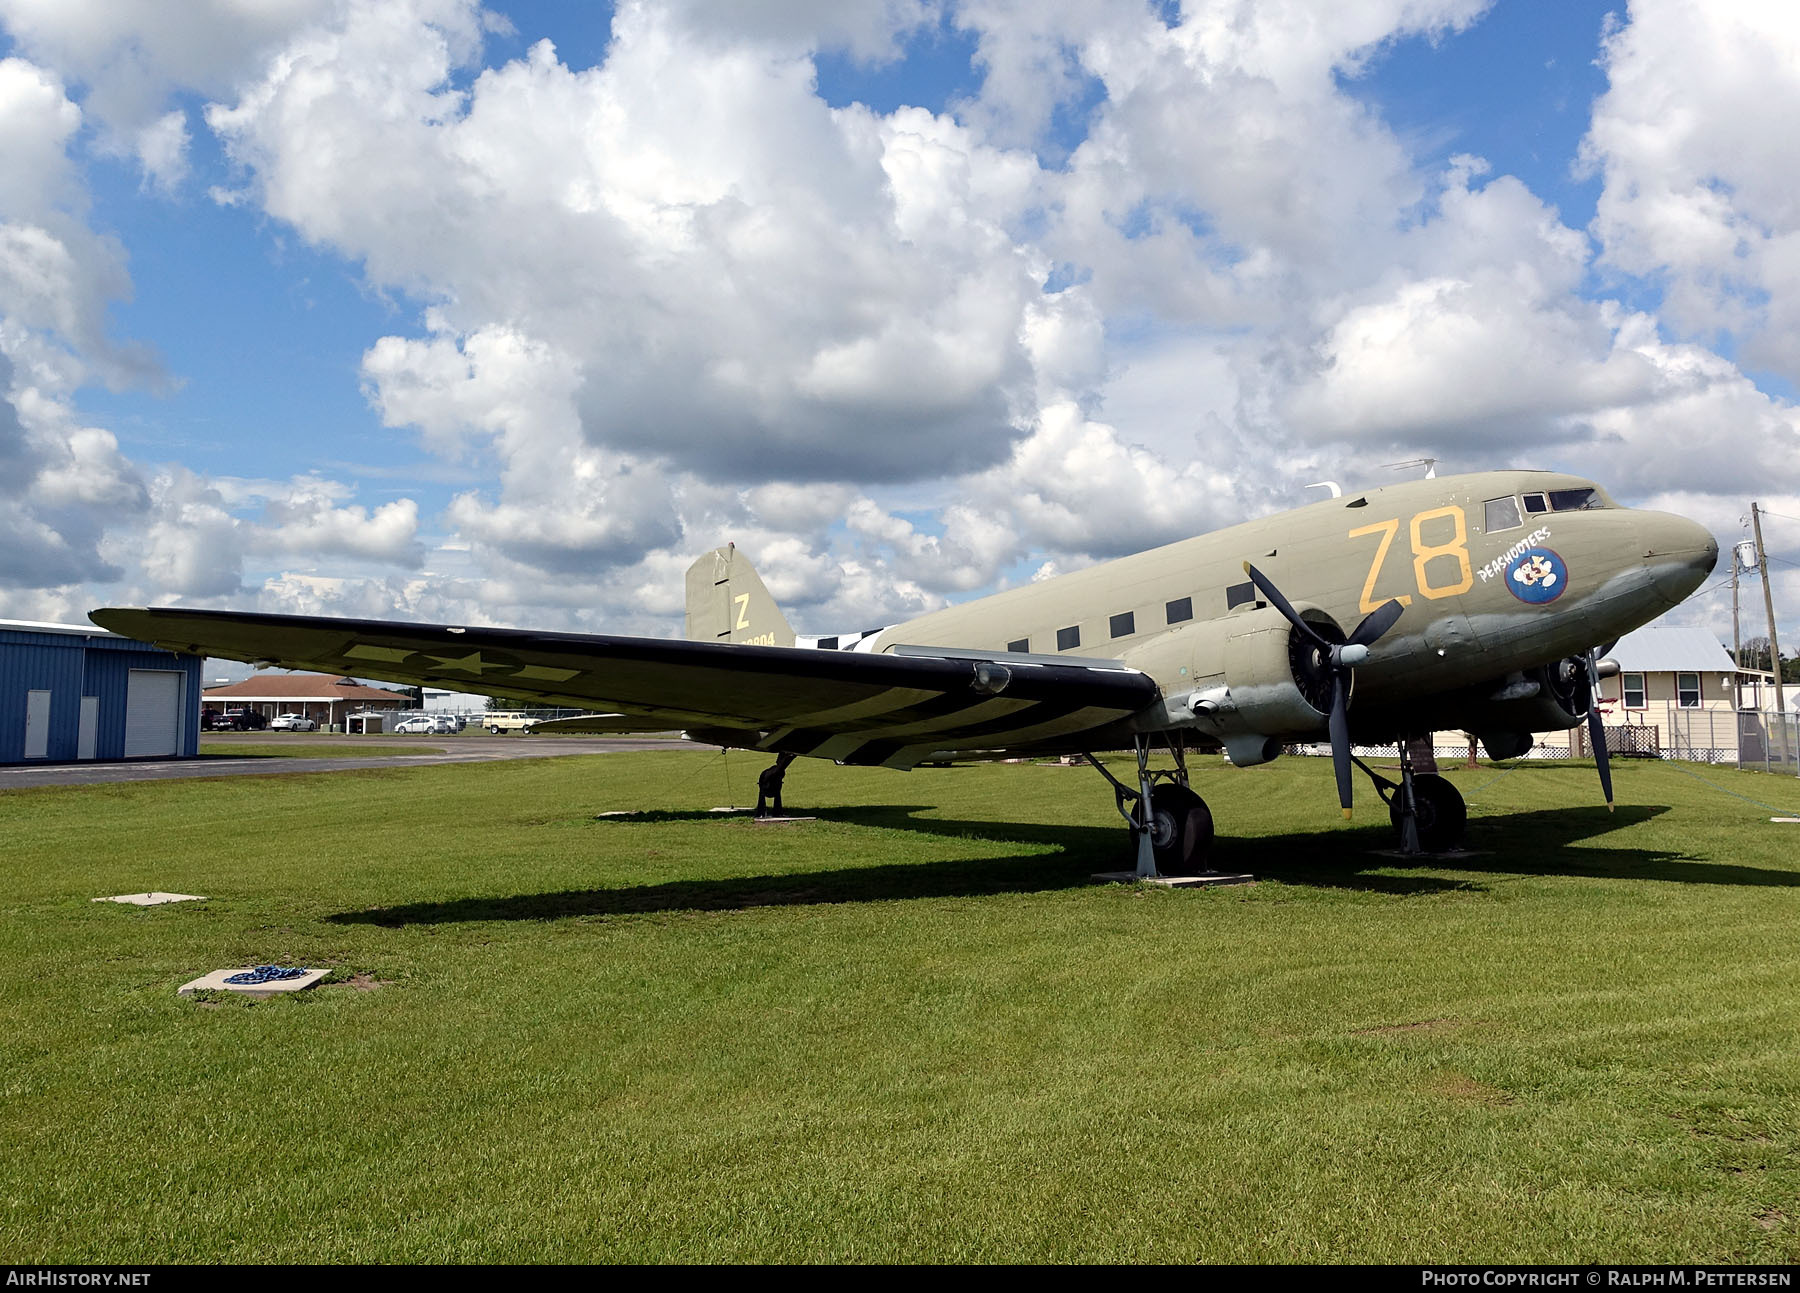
1460,656,1590,760
1124,603,1344,767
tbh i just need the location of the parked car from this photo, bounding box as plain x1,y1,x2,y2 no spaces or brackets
206,707,269,731
269,713,318,732
394,714,457,734
483,711,540,734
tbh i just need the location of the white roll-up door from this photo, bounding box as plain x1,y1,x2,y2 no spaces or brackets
123,670,182,757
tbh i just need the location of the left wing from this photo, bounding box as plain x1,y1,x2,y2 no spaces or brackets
91,607,1160,768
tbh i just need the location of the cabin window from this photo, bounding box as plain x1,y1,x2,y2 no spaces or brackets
1166,596,1193,624
1549,487,1603,512
1007,638,1029,653
1522,492,1549,514
1056,625,1080,651
1484,496,1522,532
1622,673,1646,709
816,636,840,650
1677,672,1701,708
1109,611,1135,639
1225,581,1256,610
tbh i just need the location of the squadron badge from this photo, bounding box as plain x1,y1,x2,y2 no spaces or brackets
1505,547,1568,604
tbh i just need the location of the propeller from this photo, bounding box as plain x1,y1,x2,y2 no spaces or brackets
1243,562,1405,818
1581,648,1615,812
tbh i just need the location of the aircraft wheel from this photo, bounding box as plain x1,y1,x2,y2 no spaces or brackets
1391,773,1466,852
1149,784,1214,876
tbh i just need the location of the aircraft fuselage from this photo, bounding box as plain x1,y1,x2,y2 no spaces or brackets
862,470,1717,757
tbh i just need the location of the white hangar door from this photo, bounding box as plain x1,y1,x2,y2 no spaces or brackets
24,690,51,759
123,670,183,758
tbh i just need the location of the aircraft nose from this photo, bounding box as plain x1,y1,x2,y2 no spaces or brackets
1638,512,1718,605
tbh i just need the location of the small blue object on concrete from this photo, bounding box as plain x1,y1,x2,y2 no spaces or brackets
224,965,310,985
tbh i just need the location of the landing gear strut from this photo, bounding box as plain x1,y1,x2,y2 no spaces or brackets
1084,734,1215,877
1354,740,1466,854
755,752,797,818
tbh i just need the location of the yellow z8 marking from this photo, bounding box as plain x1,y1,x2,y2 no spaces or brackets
1349,504,1474,611
1410,505,1474,599
1347,518,1413,613
733,593,751,630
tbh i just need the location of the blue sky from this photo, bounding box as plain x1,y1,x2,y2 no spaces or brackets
0,0,1795,645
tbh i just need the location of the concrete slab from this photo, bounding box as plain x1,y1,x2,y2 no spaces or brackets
1092,870,1255,888
93,892,206,906
178,967,327,999
1772,817,1799,824
751,815,817,825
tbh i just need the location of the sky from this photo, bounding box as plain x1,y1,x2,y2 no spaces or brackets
2,0,1798,660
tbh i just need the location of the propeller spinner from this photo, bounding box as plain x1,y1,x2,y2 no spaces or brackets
1243,562,1405,818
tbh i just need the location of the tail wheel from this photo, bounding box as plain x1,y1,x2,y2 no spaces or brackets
1391,773,1467,852
1149,784,1214,877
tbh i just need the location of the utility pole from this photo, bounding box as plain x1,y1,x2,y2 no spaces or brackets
1732,542,1742,703
1752,504,1792,772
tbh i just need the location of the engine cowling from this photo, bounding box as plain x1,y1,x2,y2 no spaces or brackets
1124,603,1347,767
1461,656,1591,760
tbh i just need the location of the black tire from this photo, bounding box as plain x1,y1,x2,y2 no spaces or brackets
1390,773,1466,852
1149,783,1215,876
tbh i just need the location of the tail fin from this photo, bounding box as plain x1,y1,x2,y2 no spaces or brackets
684,543,796,647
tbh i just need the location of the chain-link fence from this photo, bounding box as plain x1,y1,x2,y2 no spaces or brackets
1739,711,1800,774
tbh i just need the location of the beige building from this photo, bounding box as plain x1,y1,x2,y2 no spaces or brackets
201,673,413,729
1534,625,1751,763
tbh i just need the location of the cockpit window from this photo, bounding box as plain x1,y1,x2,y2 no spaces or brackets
1484,496,1522,532
1522,493,1549,514
1548,487,1604,512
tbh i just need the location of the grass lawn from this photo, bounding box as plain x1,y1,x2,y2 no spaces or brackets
3,750,1799,1263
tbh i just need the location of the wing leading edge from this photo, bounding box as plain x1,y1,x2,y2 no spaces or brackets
91,607,1159,768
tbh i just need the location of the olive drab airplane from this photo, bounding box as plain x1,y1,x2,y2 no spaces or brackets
92,469,1717,876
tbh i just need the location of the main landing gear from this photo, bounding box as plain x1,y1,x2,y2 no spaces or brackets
755,751,797,818
1354,740,1467,854
1084,734,1215,877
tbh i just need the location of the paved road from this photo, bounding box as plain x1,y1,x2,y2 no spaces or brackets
0,732,708,789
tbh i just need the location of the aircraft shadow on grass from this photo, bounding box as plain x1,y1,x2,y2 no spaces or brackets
327,800,1799,928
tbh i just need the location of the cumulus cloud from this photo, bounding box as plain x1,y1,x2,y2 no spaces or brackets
1583,0,1800,380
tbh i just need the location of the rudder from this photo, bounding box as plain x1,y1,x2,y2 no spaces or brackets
684,543,796,647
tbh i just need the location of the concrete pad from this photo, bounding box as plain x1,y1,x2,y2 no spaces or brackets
751,815,817,825
708,807,748,814
179,967,327,999
1092,870,1255,888
93,892,206,906
1772,817,1799,824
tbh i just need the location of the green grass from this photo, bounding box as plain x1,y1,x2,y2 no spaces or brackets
4,751,1800,1262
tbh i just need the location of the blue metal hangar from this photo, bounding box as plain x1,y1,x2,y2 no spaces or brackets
1,619,202,764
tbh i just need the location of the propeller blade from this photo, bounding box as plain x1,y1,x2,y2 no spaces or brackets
1585,650,1615,811
1329,674,1354,819
1347,597,1405,647
1242,562,1327,648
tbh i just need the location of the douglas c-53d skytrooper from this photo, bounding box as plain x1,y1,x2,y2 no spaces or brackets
93,469,1717,876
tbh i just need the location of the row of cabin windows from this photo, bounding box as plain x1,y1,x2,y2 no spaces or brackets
1012,595,1200,654
1484,487,1604,533
1619,672,1703,709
